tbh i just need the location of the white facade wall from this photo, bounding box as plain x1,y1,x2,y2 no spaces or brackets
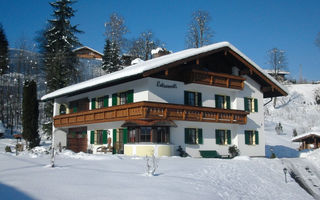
53,75,266,157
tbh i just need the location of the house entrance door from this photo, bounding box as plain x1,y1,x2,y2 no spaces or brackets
113,128,127,154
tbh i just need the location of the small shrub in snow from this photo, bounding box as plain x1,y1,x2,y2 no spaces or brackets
5,146,11,152
292,129,298,137
177,146,188,157
314,88,320,105
16,143,24,152
146,155,158,176
275,122,283,135
228,145,240,158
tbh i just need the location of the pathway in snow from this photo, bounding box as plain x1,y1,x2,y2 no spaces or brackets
283,158,320,199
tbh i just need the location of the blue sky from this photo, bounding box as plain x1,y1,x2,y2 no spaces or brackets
1,0,320,81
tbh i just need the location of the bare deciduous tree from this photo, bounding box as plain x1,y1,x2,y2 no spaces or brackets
267,47,288,107
185,10,213,48
105,13,129,53
267,48,287,81
129,30,162,60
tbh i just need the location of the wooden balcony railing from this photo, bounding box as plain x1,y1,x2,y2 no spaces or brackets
187,69,245,90
54,101,248,128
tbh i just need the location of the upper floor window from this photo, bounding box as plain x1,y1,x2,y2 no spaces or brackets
112,90,134,106
185,128,203,145
215,95,230,109
244,97,258,112
216,129,231,145
244,130,259,145
69,98,89,113
184,91,202,106
91,95,109,110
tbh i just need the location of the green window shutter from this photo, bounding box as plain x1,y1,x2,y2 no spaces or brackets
226,96,231,109
73,103,78,113
215,95,220,108
127,90,134,103
112,93,118,106
255,131,259,145
184,91,188,105
254,98,258,112
102,130,107,144
244,97,249,112
197,92,202,107
103,95,109,107
227,130,231,144
113,129,117,154
184,128,189,144
245,131,249,145
216,130,220,144
198,129,203,144
90,131,95,144
123,128,128,144
91,98,96,109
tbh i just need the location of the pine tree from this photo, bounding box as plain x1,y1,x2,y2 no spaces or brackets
22,80,40,149
0,23,9,123
0,23,9,75
102,39,122,73
40,0,82,135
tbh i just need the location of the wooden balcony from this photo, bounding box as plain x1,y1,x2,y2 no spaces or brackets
54,101,248,128
187,69,245,90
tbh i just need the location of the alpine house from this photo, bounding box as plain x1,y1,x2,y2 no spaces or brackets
41,42,287,157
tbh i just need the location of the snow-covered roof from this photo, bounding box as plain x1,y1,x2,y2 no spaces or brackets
292,132,320,142
41,41,288,101
73,46,103,56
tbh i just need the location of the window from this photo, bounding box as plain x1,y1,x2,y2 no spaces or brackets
185,128,203,145
140,127,152,142
70,98,89,113
215,95,230,109
244,97,258,112
184,91,202,106
216,129,231,145
91,96,108,110
112,90,134,106
127,127,170,144
90,130,107,145
59,104,66,115
245,130,259,145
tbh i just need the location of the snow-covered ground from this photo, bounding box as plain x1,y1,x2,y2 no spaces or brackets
0,138,314,200
0,83,320,200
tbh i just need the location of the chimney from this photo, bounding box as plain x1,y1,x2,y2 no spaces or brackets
151,47,171,58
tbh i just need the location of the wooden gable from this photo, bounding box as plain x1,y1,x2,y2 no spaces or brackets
142,47,287,98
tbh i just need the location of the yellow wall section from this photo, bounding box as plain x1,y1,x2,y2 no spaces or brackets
136,146,154,156
124,146,133,156
157,146,171,156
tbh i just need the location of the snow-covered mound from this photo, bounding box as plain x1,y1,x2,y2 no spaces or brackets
264,84,320,158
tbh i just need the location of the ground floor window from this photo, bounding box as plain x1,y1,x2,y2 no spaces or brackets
216,129,231,145
90,130,108,145
185,128,203,145
245,130,259,145
128,127,170,144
